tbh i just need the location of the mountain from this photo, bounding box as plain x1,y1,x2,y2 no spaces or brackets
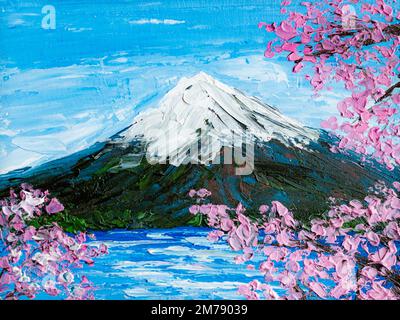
0,73,397,230
121,72,319,167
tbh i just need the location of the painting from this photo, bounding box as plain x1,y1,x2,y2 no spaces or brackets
1,0,399,303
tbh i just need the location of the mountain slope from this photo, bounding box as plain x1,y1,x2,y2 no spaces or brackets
0,73,397,230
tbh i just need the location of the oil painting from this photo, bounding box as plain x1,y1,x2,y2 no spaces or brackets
1,0,399,302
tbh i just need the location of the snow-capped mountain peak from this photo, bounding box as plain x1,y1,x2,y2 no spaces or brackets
122,72,319,166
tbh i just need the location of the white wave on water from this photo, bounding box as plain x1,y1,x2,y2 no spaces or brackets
74,227,271,300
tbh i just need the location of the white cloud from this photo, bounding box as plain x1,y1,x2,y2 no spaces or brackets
7,13,38,28
138,2,162,7
0,128,18,137
110,57,129,64
66,27,93,33
213,55,289,84
129,19,186,25
188,25,210,30
0,148,44,174
8,18,26,28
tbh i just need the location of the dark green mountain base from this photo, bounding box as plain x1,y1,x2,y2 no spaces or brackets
0,133,397,232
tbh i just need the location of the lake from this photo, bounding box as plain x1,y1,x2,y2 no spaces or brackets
76,227,276,300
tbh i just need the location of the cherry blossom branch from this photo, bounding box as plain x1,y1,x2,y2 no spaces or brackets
384,23,400,36
189,184,400,300
260,0,400,169
0,184,108,300
377,80,400,103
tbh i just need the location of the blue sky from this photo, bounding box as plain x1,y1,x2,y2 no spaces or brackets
0,0,344,174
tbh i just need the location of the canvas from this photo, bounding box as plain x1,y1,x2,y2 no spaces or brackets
0,0,399,304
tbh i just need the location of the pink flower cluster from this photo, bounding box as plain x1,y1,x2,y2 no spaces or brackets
0,184,108,300
189,185,400,300
260,0,400,169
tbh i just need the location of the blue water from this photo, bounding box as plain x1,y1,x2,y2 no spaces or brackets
16,226,397,300
77,227,270,300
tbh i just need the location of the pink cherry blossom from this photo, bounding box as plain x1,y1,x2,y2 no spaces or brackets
207,230,224,242
1,185,107,300
361,267,378,280
275,21,297,40
361,281,397,300
366,231,380,246
321,116,339,130
45,198,65,214
260,0,400,169
189,183,400,300
370,247,397,270
309,282,327,298
259,205,269,214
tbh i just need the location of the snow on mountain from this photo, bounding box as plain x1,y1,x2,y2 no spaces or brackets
122,72,319,166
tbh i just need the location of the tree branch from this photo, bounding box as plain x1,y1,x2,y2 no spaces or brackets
312,23,400,57
377,81,400,103
384,23,400,36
